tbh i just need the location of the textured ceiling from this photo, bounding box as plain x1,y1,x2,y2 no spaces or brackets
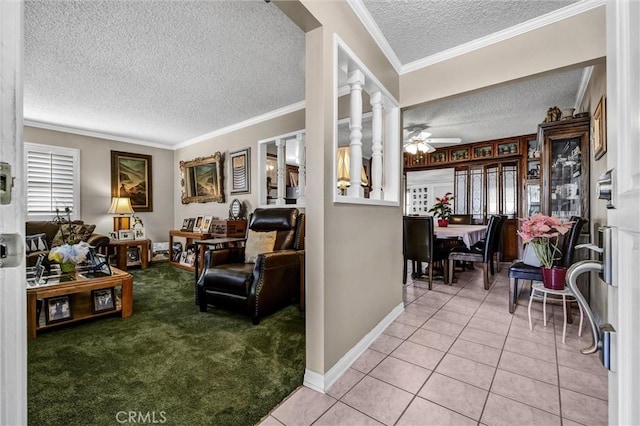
24,0,588,148
361,0,578,64
402,67,585,146
24,0,305,147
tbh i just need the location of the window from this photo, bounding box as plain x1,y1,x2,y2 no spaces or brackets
24,143,80,220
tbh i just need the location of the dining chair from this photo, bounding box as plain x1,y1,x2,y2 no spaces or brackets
402,215,449,289
449,214,473,225
447,215,503,289
467,215,507,274
508,216,587,313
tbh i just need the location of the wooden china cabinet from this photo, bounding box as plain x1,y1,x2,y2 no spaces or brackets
522,116,590,222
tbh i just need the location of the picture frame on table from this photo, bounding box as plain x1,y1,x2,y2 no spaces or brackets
193,215,204,232
88,252,112,277
108,231,118,240
118,229,134,241
179,244,196,267
593,96,607,160
110,151,153,212
180,218,191,231
91,288,116,313
127,247,141,265
230,148,250,194
201,215,213,233
45,295,72,324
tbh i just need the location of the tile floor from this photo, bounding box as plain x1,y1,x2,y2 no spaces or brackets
260,265,608,426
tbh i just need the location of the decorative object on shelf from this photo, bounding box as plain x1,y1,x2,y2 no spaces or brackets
179,152,224,204
428,192,454,227
193,215,205,232
132,215,145,240
91,288,116,313
45,295,72,324
48,241,90,273
228,198,245,220
517,213,573,289
544,106,562,122
201,216,213,233
108,197,135,233
561,108,575,120
592,95,607,160
127,247,141,265
230,148,251,194
111,151,153,212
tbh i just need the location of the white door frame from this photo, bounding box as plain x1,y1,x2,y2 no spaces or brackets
0,0,27,424
606,0,640,424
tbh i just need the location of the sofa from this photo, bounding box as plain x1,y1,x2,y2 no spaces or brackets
25,220,110,267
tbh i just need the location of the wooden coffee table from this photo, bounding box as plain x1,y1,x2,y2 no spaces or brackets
26,267,133,339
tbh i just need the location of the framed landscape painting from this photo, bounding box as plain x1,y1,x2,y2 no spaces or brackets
111,151,153,212
230,148,250,194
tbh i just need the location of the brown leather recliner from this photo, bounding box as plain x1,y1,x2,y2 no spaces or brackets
197,208,305,324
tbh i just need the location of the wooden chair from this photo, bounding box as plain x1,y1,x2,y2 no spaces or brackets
449,214,473,225
403,216,449,289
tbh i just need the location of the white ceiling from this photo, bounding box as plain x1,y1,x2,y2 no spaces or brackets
24,0,593,148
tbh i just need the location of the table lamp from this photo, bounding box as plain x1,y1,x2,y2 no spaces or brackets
108,197,135,233
337,147,369,194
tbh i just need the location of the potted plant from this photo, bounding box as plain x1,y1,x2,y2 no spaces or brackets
429,192,454,227
517,213,573,289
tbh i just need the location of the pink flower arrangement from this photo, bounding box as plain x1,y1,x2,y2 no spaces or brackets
518,213,572,268
429,192,454,219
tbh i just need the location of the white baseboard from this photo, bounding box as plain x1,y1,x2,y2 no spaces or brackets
303,302,404,393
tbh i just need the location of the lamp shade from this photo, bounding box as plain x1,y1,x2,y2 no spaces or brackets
337,147,368,189
108,197,135,214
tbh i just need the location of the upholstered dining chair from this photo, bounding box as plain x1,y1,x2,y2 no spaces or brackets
403,215,449,289
447,215,504,289
508,216,587,313
468,215,507,274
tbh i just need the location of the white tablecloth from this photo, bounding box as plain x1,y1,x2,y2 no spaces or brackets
434,224,488,248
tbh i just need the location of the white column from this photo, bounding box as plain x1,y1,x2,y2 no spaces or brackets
276,138,286,206
296,132,306,205
347,70,365,198
370,91,383,200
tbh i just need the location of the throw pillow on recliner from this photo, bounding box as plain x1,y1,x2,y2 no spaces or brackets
244,230,277,263
50,223,93,247
25,233,48,253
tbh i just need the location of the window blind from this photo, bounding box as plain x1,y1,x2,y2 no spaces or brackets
25,144,79,217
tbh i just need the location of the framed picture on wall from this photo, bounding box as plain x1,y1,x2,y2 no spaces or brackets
230,148,250,194
593,96,607,160
111,151,153,212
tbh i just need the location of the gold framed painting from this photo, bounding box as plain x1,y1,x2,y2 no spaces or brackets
593,96,607,161
111,151,153,212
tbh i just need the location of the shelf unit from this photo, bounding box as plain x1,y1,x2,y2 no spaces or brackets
169,230,214,272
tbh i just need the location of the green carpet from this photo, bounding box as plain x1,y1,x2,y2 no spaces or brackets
28,263,305,426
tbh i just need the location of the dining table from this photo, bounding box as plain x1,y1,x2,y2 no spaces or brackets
434,224,488,248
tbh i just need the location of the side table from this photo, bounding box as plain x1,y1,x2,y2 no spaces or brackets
106,239,151,271
528,282,584,343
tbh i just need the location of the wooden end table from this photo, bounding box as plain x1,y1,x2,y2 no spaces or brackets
26,267,133,339
106,238,150,271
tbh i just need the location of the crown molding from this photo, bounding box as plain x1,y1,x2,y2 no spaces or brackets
346,0,403,73
401,0,605,74
574,65,594,111
23,120,173,150
174,100,306,150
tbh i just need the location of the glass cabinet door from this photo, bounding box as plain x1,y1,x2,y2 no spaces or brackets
549,137,582,220
525,183,541,217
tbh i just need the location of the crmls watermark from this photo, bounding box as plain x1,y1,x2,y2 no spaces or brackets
115,411,167,424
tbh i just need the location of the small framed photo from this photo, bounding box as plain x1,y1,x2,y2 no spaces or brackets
201,215,213,233
593,95,607,160
91,288,116,313
88,252,112,277
180,218,191,231
108,231,118,240
230,148,251,194
193,215,205,232
127,247,141,265
118,229,134,241
45,296,72,324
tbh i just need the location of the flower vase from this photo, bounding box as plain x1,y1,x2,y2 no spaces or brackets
541,267,567,290
60,262,76,273
437,219,449,227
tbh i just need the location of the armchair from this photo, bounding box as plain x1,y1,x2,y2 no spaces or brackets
197,208,304,324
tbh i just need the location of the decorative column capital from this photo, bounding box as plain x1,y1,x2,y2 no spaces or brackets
347,70,365,88
370,91,383,106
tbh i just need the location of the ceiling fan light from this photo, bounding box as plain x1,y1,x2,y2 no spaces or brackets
425,144,436,153
417,142,429,153
405,143,418,155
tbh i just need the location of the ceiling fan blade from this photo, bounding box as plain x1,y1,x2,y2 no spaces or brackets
423,137,462,144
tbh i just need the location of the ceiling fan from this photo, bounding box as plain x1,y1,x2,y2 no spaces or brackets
403,124,462,154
